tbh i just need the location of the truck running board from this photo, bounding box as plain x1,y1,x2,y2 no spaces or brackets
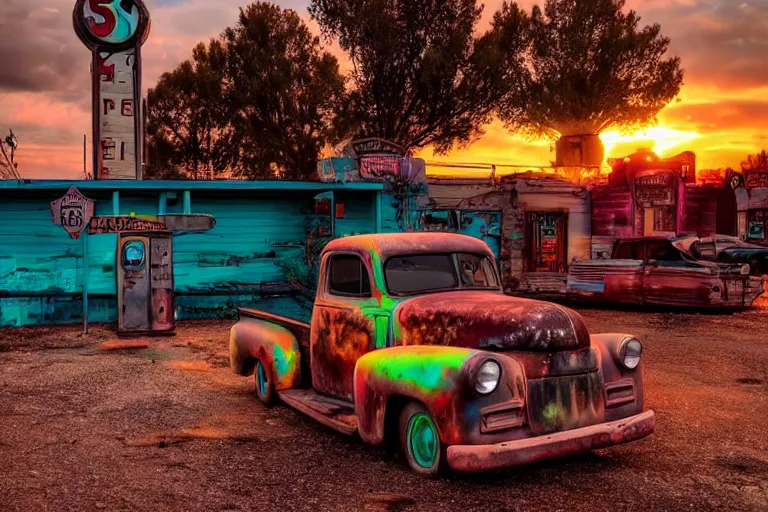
278,389,358,436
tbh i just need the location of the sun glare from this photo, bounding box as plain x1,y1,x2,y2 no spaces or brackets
600,127,700,161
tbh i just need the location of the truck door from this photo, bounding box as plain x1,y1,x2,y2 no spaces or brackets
310,252,377,400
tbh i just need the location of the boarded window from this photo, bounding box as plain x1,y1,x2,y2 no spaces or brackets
527,212,567,273
328,255,371,297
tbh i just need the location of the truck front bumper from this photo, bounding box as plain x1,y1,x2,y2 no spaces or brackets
446,409,656,472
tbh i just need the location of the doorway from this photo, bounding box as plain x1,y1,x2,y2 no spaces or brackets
643,206,676,235
527,212,567,273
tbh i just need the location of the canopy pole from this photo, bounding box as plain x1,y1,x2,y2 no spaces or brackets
82,233,89,334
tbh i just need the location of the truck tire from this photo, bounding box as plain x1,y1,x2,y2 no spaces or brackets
399,402,444,477
254,358,276,407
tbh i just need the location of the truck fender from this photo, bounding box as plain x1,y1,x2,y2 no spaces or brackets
353,345,525,447
591,333,645,420
229,319,301,391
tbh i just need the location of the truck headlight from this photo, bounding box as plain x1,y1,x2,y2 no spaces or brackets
475,360,501,394
619,338,643,370
741,264,751,275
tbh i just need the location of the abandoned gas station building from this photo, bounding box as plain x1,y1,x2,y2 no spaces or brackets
0,146,760,328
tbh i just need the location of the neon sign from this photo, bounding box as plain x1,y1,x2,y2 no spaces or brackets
73,0,150,180
73,0,150,50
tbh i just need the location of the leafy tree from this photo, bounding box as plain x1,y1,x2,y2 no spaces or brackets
494,0,684,166
225,3,346,179
146,41,233,180
309,0,528,154
146,2,345,180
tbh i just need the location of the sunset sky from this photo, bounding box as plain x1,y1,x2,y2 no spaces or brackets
1,0,767,179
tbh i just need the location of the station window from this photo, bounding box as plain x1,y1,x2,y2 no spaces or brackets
747,210,767,241
527,212,567,273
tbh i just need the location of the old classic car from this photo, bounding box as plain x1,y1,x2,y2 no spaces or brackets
567,235,765,308
230,233,655,476
676,234,768,276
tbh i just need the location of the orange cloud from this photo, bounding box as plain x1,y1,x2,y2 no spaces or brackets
3,0,767,179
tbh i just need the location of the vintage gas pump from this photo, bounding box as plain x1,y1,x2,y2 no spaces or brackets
116,231,174,335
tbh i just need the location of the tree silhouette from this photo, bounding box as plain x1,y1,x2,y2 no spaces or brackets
741,150,768,172
145,2,345,180
309,0,527,154
146,41,233,180
494,0,684,167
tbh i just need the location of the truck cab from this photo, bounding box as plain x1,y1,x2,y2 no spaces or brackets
230,233,655,476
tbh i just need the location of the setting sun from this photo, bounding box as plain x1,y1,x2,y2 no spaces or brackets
599,127,700,163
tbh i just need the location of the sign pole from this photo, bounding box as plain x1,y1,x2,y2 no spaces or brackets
82,232,89,334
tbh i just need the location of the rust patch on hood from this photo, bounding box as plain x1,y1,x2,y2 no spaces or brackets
395,291,590,352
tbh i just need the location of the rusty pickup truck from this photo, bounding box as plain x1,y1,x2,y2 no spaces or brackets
229,233,655,476
568,235,765,309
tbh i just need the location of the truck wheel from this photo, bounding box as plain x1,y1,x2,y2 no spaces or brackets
399,402,443,477
254,359,276,406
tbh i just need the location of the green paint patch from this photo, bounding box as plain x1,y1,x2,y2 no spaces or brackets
272,342,296,377
369,349,470,393
541,402,565,431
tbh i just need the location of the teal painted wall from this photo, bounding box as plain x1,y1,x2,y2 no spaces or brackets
0,186,382,327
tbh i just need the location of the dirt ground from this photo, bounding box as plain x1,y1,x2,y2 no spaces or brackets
1,307,767,512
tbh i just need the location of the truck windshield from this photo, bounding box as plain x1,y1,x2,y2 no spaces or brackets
384,253,499,296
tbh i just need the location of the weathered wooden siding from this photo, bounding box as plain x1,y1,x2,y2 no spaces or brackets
681,187,717,236
735,187,768,211
590,186,633,259
0,184,382,327
0,196,117,326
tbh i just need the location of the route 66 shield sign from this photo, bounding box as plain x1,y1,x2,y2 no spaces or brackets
50,186,95,239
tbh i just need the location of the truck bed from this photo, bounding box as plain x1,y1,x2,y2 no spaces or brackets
237,307,311,334
236,307,312,386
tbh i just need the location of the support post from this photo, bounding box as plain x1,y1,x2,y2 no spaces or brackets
82,233,89,334
374,191,382,233
112,190,119,215
329,191,336,237
182,190,191,214
158,192,167,215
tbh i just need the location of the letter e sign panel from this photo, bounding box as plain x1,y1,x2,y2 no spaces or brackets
50,186,95,239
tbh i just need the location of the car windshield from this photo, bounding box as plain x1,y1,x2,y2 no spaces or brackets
384,253,499,296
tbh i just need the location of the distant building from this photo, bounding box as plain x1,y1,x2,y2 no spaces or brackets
425,172,591,295
734,166,768,246
589,149,735,258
